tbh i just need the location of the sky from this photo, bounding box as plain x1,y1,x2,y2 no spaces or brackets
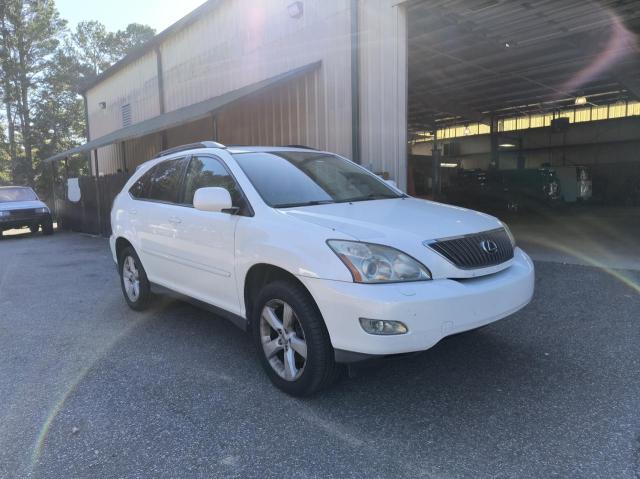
56,0,208,33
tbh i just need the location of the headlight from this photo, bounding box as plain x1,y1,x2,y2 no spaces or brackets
327,240,432,283
36,207,49,214
501,221,516,247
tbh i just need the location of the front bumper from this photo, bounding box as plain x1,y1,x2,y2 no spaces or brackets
298,248,535,358
0,213,51,231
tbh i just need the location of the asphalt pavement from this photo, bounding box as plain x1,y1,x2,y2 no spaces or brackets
0,230,639,479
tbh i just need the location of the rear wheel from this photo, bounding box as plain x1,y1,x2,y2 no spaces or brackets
118,246,151,311
252,280,340,396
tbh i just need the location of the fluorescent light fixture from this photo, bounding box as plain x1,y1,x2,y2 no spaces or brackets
440,163,458,168
574,96,587,105
499,143,516,148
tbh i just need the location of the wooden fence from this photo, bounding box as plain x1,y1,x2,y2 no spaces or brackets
55,173,129,236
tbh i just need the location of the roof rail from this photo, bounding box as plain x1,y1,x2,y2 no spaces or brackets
284,144,317,150
154,141,226,158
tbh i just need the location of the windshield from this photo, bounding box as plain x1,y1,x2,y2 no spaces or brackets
0,187,38,203
233,151,403,208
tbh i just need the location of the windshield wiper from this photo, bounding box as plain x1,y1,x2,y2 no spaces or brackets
337,193,404,203
274,199,335,208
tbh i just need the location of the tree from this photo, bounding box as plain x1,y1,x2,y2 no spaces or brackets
111,23,155,59
0,0,66,186
0,1,155,192
71,21,155,81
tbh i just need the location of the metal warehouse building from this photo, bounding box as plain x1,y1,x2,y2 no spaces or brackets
47,0,640,236
60,0,409,187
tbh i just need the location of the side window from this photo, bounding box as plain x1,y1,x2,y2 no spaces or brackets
146,157,187,203
129,170,152,199
182,156,243,209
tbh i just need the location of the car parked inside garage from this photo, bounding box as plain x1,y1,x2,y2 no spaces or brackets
110,142,535,396
0,186,54,237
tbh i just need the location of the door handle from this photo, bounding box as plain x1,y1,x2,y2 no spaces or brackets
168,216,182,224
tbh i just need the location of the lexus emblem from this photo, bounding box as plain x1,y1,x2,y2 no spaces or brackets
480,239,498,254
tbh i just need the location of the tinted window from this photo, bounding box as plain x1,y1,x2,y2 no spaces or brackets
182,156,243,208
0,187,38,202
129,173,149,199
145,158,187,203
233,152,402,208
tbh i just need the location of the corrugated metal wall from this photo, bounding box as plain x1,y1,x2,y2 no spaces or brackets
358,0,408,190
91,134,162,175
84,0,410,189
86,52,160,140
159,0,353,157
216,70,324,148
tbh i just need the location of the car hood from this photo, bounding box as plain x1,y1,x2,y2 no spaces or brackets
280,197,509,279
0,200,47,211
281,197,500,241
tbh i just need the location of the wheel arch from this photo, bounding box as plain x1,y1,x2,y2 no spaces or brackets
115,236,135,264
243,263,321,326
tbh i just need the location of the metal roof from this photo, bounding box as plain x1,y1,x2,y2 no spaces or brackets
45,61,321,163
407,0,640,130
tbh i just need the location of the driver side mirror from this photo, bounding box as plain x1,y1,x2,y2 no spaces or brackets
193,187,237,214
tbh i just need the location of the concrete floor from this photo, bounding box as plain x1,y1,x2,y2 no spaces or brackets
0,216,639,478
508,206,640,271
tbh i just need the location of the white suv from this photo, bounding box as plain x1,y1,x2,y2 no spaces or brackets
110,142,534,395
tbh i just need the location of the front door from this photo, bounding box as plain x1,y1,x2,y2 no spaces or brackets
169,155,246,315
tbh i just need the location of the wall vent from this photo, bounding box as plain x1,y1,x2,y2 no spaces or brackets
121,103,132,127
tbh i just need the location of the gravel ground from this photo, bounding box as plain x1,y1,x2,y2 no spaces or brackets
0,230,639,479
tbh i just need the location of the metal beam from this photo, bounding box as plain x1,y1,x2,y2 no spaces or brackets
414,94,488,124
615,70,640,101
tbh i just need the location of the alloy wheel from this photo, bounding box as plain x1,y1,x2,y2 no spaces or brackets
122,256,140,302
260,299,308,381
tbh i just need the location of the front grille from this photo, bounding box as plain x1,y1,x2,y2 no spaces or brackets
426,228,514,270
8,208,38,219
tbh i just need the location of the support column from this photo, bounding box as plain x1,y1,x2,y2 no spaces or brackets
432,126,440,200
490,115,499,169
93,149,102,236
357,0,408,190
120,141,127,173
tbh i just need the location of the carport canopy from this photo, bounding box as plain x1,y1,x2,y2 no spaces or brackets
44,61,322,163
406,0,640,131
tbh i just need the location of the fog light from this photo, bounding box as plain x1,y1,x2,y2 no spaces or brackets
359,318,408,335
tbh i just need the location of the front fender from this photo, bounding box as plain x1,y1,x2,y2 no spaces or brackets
234,216,355,315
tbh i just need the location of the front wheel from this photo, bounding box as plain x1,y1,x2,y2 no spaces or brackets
30,224,39,234
118,246,151,311
42,220,54,235
252,280,341,396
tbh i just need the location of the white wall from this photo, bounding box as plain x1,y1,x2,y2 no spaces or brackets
358,0,408,190
86,51,160,140
85,0,412,185
159,0,353,156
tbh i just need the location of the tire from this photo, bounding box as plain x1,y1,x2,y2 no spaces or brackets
118,246,151,311
42,220,54,236
252,280,341,396
30,224,39,234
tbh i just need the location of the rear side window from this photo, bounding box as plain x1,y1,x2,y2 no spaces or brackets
182,156,243,209
130,157,187,203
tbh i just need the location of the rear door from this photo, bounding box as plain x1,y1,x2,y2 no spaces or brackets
131,156,189,284
169,155,249,315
